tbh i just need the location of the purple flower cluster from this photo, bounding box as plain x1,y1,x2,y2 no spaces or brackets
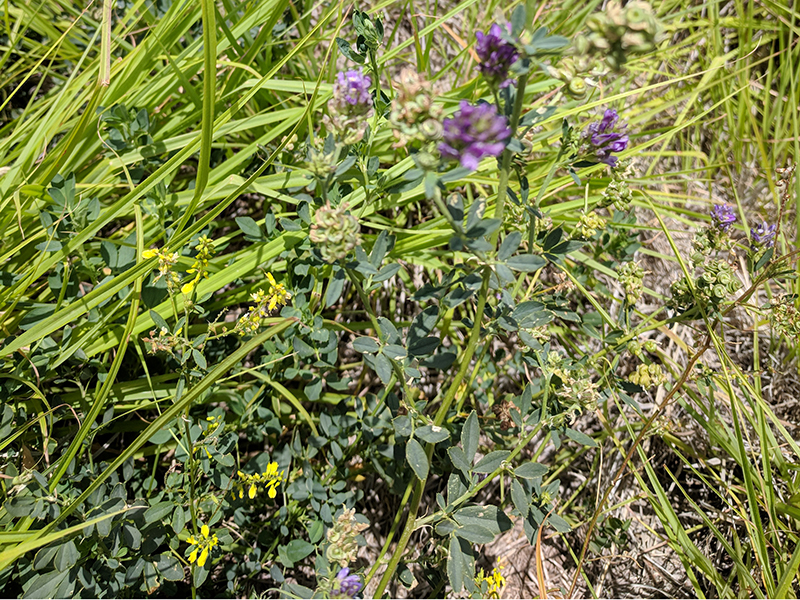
324,69,375,144
711,204,736,231
439,101,511,171
750,222,777,249
334,69,372,108
583,109,629,166
334,568,363,598
475,24,519,89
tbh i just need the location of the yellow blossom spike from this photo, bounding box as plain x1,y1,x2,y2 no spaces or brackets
268,485,277,499
188,549,198,563
181,280,196,295
249,484,257,499
143,249,157,259
201,524,210,537
187,536,196,545
198,547,209,567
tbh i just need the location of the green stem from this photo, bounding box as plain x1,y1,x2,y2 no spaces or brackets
373,73,532,598
184,407,198,598
364,480,413,586
491,72,528,249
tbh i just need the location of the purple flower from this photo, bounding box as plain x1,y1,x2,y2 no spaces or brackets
582,109,629,166
334,568,362,598
324,69,374,143
750,222,776,249
334,69,372,107
711,204,736,231
475,24,519,89
439,101,511,171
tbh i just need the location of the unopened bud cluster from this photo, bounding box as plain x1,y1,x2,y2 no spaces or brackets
326,507,369,568
547,56,598,99
309,202,362,262
554,367,601,413
388,68,443,165
668,258,740,313
628,339,658,358
575,210,606,240
617,261,644,305
769,295,800,338
628,363,667,388
573,1,663,71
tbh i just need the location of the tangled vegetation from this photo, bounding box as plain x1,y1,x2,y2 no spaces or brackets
0,0,799,598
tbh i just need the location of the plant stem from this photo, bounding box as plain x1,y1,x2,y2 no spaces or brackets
373,73,532,597
491,72,528,249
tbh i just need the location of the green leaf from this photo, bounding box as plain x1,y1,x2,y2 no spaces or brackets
454,505,513,535
461,411,479,463
472,450,510,474
171,507,186,535
512,301,553,328
447,536,469,594
514,462,548,480
373,353,393,384
506,254,546,272
325,269,346,307
447,472,467,505
511,479,530,516
370,230,391,267
564,428,598,447
407,336,439,356
23,570,70,599
156,554,184,581
282,539,315,564
191,349,207,370
352,337,379,354
144,501,174,523
435,520,456,536
53,540,81,572
393,415,412,437
235,216,263,239
374,263,401,282
498,232,522,261
455,523,495,544
383,344,407,360
448,446,471,474
548,514,572,533
416,424,450,444
149,309,169,332
406,438,429,480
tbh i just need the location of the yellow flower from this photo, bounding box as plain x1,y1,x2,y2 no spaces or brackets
233,462,285,501
186,523,218,568
181,280,196,295
476,565,506,599
198,547,209,567
142,249,158,259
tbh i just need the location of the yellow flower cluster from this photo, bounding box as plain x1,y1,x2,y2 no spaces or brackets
205,415,223,434
142,247,181,292
233,461,284,500
235,273,291,335
476,566,506,599
187,524,219,568
182,235,215,295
